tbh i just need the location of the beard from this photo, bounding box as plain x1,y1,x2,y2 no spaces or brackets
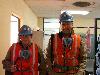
21,39,32,48
62,29,72,36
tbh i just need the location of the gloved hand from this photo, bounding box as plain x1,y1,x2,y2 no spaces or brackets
2,60,17,72
10,65,17,72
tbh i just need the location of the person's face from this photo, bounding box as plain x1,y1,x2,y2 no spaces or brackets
19,35,32,45
61,22,73,35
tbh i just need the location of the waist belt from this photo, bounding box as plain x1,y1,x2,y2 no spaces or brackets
16,67,32,72
53,64,79,71
16,69,32,72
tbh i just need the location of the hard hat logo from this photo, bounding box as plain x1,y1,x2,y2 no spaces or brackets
59,12,73,23
19,25,32,36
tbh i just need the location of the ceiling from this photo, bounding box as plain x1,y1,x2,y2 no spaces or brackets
24,0,100,18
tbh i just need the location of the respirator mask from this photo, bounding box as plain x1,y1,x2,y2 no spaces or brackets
20,50,30,59
63,37,73,48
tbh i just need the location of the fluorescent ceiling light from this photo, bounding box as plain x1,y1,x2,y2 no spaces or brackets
61,10,90,15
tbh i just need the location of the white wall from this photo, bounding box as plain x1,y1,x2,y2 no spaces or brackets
0,0,38,75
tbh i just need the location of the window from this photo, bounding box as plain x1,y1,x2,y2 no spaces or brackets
10,15,19,45
44,18,60,49
44,18,60,35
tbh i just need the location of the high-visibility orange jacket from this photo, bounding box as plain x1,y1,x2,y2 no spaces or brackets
50,33,81,73
3,42,39,75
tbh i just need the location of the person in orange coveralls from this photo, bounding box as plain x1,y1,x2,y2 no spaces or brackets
46,12,87,75
2,25,46,75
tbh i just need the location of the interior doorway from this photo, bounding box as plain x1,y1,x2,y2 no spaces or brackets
10,15,20,45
